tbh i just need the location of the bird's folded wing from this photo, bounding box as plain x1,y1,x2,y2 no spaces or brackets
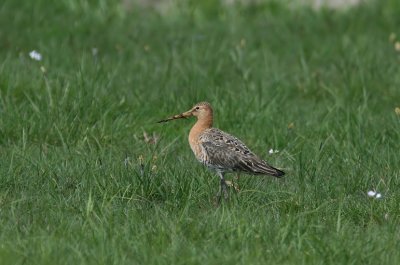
201,140,284,176
201,141,258,172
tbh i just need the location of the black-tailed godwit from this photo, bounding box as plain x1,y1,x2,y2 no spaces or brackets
158,102,285,200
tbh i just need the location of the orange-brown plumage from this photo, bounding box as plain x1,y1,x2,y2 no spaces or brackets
188,102,213,159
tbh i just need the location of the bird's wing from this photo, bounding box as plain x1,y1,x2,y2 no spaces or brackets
199,128,259,157
199,128,284,177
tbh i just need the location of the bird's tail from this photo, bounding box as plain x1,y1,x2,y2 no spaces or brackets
254,161,285,177
236,157,285,177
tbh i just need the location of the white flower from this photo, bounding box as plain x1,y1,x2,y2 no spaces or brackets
29,50,42,61
268,149,279,154
367,190,383,199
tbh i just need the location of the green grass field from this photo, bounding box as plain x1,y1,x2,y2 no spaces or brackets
1,0,400,264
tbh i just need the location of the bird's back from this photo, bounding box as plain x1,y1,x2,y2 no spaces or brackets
197,128,284,177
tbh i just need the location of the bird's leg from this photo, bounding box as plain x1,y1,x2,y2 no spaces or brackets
224,174,241,193
232,174,240,193
221,178,229,199
216,172,229,203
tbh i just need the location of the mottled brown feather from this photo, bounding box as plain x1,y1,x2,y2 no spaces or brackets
198,128,284,177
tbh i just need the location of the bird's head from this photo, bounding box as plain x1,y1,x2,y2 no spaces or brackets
157,102,213,123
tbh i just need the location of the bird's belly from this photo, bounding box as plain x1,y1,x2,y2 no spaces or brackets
189,140,204,160
195,149,228,173
189,140,215,169
204,163,229,173
190,144,207,164
189,138,229,173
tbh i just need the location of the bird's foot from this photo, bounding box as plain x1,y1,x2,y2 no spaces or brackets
224,180,240,193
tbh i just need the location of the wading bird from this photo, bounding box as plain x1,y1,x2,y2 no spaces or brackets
158,102,284,200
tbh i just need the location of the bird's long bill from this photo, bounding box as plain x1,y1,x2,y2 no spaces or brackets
157,110,192,123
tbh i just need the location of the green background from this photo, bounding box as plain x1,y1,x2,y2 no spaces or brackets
0,0,399,264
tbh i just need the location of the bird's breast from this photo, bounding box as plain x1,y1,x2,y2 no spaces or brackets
189,136,203,161
188,129,209,164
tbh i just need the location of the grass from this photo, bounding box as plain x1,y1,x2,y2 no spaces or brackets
1,0,400,264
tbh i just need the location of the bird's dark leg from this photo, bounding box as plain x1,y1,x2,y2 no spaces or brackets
216,171,229,203
220,178,228,199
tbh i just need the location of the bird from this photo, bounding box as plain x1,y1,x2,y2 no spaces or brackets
158,102,285,200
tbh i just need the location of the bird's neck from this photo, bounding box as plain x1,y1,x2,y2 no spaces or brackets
188,115,213,158
189,116,213,141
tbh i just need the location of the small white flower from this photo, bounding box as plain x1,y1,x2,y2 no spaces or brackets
367,190,383,199
268,149,279,154
29,50,42,61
